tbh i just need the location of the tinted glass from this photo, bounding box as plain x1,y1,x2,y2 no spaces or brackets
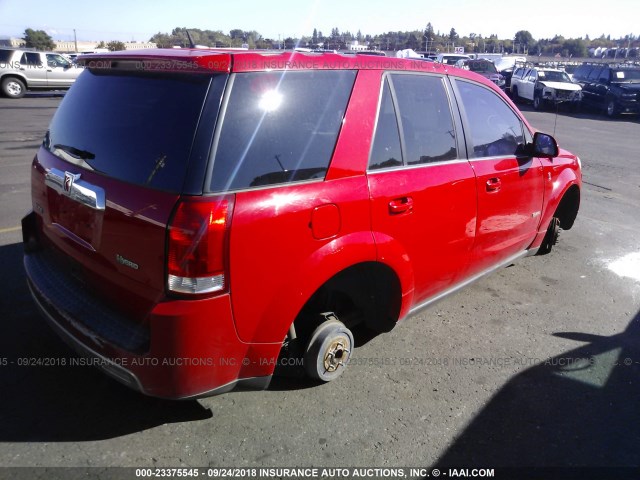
587,67,603,80
21,52,41,66
45,70,215,192
369,79,402,170
456,80,524,159
0,50,13,63
574,65,592,81
598,69,610,82
211,70,355,191
390,74,457,165
468,61,497,74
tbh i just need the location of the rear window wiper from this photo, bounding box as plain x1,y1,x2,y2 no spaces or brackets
53,144,96,160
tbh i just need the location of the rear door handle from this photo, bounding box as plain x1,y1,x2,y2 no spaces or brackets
486,177,502,192
388,197,413,215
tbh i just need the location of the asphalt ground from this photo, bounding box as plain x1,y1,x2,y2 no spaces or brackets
0,92,638,479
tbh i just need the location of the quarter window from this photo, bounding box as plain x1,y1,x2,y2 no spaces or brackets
211,70,355,191
456,80,524,159
369,79,403,170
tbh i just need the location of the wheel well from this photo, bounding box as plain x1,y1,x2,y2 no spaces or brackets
294,262,402,341
555,184,580,230
1,74,26,84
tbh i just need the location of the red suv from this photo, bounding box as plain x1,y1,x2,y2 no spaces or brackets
22,49,581,399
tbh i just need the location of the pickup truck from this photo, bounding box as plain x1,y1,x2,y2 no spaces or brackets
572,63,640,117
510,66,582,110
0,48,83,98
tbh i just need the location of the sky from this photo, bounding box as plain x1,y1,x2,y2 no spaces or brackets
0,0,636,43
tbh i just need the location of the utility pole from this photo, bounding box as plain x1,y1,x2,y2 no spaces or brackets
73,29,78,52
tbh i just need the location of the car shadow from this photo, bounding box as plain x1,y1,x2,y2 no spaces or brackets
24,91,66,98
433,309,640,469
0,242,212,442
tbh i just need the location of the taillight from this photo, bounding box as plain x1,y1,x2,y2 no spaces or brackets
167,196,234,295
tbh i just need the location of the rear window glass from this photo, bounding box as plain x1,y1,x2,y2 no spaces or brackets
45,69,216,193
210,70,356,192
0,50,13,63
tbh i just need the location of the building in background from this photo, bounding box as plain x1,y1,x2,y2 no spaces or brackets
0,37,27,48
0,37,156,52
54,41,157,53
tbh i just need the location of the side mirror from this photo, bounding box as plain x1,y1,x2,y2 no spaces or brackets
530,132,559,158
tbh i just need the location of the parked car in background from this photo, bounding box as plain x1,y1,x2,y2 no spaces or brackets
572,63,640,117
457,58,506,89
493,56,527,89
435,53,470,65
510,66,582,110
22,49,581,399
0,48,82,98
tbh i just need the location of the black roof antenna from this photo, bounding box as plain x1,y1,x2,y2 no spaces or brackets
185,29,196,48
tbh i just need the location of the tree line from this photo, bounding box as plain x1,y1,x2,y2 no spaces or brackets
21,29,128,52
20,26,639,58
149,26,638,58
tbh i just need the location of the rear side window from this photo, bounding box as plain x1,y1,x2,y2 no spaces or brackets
369,73,457,170
45,70,216,192
210,70,356,192
391,74,457,165
20,52,42,66
455,80,524,159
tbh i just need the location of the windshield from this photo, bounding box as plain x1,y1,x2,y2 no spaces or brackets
612,69,640,82
539,70,572,83
45,69,218,193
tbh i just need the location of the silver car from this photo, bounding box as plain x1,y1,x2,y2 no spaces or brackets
0,48,83,98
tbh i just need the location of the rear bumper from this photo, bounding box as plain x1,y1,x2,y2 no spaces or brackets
23,238,279,399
